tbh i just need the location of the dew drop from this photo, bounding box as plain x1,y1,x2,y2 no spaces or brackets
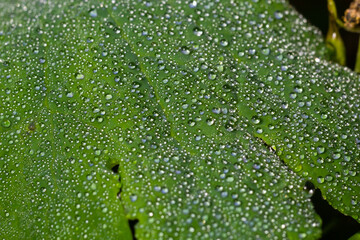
181,47,191,55
1,119,11,128
220,39,228,47
105,94,113,100
206,118,215,126
226,176,234,182
189,1,197,8
94,149,101,156
130,195,137,202
76,73,85,80
317,146,325,154
325,175,333,182
89,9,98,18
317,177,324,184
208,72,216,80
193,27,203,37
274,11,284,19
261,48,271,55
251,117,261,125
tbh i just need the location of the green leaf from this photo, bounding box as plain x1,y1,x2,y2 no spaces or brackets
349,232,360,240
0,0,359,239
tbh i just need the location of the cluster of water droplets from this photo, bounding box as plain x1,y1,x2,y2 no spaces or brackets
0,0,359,239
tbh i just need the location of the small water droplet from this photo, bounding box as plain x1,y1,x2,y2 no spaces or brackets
317,146,325,154
274,11,284,19
130,195,137,202
220,39,228,47
89,9,97,18
251,117,261,125
206,118,215,126
261,48,271,55
1,119,11,128
226,176,234,182
289,92,297,99
294,164,303,172
317,177,324,184
208,72,216,80
76,73,85,80
181,47,191,55
189,1,197,8
193,27,203,37
325,175,333,182
332,152,341,160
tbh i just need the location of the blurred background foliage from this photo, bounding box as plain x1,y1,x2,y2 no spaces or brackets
290,0,358,69
289,1,360,239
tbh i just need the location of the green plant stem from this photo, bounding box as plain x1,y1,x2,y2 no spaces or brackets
326,0,346,65
327,0,360,33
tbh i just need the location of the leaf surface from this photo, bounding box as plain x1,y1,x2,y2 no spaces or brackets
0,0,359,239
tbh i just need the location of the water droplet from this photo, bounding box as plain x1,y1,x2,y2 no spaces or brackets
289,92,297,99
248,48,256,55
317,177,324,184
226,176,234,182
130,195,137,202
220,39,228,47
320,113,328,119
261,48,271,55
181,47,191,55
189,1,197,8
332,152,341,160
193,27,203,37
298,233,307,239
325,175,333,182
96,117,104,123
188,120,196,127
1,119,11,128
216,64,224,72
206,118,215,126
251,117,261,125
89,9,97,18
294,86,303,93
274,11,284,19
212,108,221,114
208,72,216,80
317,146,325,154
294,164,303,172
76,73,85,80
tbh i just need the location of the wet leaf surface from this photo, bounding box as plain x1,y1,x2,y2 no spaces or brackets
0,0,359,239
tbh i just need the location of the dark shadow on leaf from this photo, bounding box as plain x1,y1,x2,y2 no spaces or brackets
307,183,360,240
111,164,119,174
128,219,139,240
110,164,122,199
